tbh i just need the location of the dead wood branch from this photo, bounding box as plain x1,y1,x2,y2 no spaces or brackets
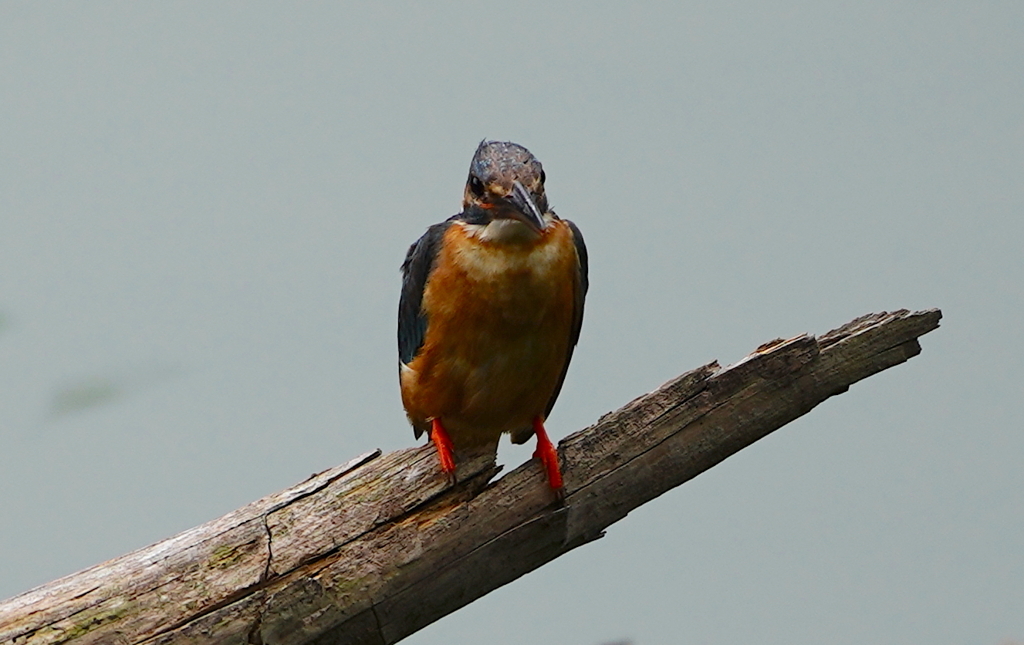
0,309,941,645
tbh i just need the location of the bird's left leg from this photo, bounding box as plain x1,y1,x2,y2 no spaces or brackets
531,416,564,496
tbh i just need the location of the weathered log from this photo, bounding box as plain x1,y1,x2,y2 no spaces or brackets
0,309,941,645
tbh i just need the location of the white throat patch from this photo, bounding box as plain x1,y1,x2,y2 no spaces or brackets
451,218,565,281
459,216,553,244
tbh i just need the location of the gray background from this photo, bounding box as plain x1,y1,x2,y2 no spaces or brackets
1,3,1021,644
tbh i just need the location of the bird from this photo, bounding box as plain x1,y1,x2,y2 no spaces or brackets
398,140,588,495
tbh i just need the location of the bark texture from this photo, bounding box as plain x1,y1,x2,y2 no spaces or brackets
0,309,941,645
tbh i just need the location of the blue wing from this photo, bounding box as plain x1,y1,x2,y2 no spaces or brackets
398,221,451,366
543,218,588,419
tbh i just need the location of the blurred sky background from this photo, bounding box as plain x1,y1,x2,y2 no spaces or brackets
1,3,1022,644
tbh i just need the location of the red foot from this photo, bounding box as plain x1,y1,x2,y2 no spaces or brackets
531,416,564,495
430,418,457,480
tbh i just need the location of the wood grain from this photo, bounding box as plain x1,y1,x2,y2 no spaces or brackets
0,309,941,645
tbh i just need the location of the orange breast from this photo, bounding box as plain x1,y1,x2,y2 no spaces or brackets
401,220,580,447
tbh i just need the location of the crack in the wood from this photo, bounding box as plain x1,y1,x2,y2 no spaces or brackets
245,595,267,645
261,514,274,583
370,604,386,645
142,515,279,643
243,512,274,644
868,335,924,359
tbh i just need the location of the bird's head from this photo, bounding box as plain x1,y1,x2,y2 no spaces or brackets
461,140,551,242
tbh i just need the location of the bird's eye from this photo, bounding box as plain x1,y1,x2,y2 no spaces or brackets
539,170,546,184
469,175,486,197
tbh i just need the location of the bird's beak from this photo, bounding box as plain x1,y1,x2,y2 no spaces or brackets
505,180,546,233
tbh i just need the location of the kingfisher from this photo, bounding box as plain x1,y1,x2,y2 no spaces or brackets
398,140,588,495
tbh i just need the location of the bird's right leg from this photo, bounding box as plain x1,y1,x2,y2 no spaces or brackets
531,416,564,497
430,417,457,481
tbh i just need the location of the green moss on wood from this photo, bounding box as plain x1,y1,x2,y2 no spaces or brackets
208,543,246,569
54,604,129,643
